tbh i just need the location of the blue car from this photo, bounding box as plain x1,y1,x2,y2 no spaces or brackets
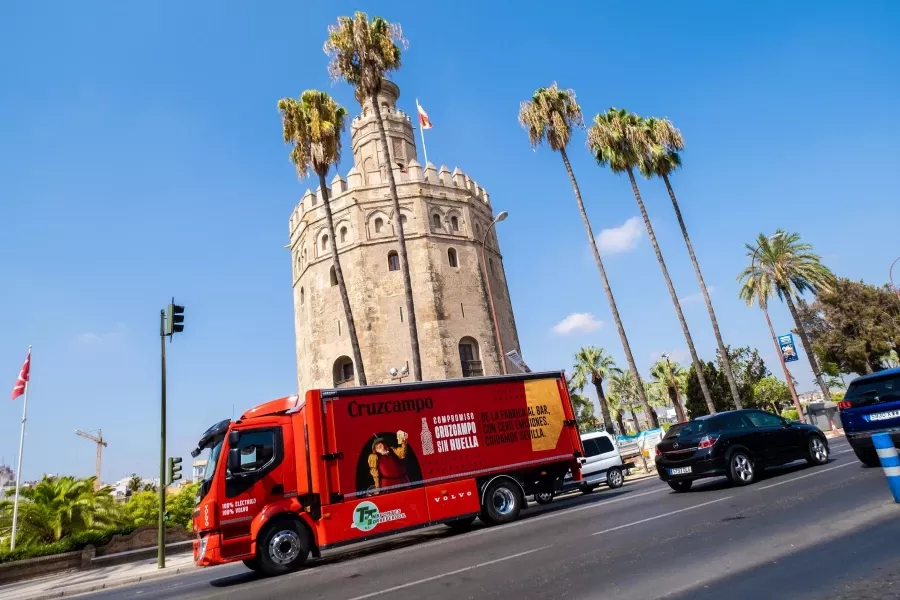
839,366,900,466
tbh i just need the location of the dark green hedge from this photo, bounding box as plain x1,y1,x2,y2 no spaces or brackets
0,525,138,564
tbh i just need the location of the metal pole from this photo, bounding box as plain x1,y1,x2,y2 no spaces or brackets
158,310,166,569
481,217,506,375
10,346,31,551
762,298,805,422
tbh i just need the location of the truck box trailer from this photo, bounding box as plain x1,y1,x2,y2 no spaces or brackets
191,371,584,575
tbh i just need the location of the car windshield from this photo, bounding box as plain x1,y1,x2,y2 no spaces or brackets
845,373,900,402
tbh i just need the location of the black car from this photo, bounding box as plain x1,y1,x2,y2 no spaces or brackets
655,409,830,492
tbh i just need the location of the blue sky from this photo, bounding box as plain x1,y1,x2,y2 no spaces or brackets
2,1,898,481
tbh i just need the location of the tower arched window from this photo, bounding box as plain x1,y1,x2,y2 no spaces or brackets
489,258,496,276
333,356,355,387
475,223,482,238
432,214,442,229
459,337,483,378
450,216,459,232
321,234,329,252
300,287,305,305
329,265,337,287
387,251,400,272
340,226,348,243
399,214,408,227
375,217,384,233
448,248,458,268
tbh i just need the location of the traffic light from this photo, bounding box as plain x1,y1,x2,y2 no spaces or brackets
165,302,185,337
164,511,170,522
168,456,183,485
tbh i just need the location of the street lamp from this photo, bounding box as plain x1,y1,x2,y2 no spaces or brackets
750,235,806,423
482,211,508,375
891,256,900,299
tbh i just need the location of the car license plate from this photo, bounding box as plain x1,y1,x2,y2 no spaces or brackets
867,410,900,422
669,466,692,476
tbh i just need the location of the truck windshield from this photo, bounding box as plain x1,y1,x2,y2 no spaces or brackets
197,436,224,501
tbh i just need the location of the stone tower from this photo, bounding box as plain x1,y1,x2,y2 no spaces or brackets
288,81,521,391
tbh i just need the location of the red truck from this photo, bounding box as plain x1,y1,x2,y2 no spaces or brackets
191,371,584,575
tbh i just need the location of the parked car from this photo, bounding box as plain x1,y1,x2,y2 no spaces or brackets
838,366,900,467
655,409,830,492
533,431,633,504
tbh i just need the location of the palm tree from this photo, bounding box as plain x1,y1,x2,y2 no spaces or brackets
519,85,655,427
738,231,837,403
650,358,687,422
0,476,123,545
325,12,423,381
640,117,744,409
567,378,599,432
126,474,142,495
587,108,714,417
608,370,644,433
570,346,619,435
279,90,367,385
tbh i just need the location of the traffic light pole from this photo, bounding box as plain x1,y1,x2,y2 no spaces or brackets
158,309,167,569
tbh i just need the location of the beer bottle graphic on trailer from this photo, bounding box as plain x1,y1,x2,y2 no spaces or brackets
420,417,434,455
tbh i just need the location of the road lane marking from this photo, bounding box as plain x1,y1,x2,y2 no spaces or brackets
589,496,734,536
757,461,856,490
344,545,552,600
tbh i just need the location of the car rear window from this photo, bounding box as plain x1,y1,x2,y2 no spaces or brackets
845,373,900,403
673,420,711,437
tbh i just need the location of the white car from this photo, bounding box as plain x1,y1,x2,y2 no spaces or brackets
533,431,630,504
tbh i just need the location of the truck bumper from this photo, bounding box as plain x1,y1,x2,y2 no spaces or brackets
193,532,224,567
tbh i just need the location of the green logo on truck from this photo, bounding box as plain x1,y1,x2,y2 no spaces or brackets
351,501,406,532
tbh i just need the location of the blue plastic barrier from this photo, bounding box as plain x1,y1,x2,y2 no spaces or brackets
872,432,900,503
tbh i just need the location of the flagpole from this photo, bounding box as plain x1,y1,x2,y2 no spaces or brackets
10,345,31,551
416,98,429,165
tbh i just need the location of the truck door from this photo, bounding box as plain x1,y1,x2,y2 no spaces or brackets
218,425,291,560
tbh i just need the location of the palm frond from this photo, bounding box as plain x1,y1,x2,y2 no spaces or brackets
518,82,583,152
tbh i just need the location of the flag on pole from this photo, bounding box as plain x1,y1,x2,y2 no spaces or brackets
11,348,31,400
416,101,433,130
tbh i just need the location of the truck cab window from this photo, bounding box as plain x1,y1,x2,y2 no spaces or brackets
234,431,276,473
225,428,283,498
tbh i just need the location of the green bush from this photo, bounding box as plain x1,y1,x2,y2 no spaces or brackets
661,422,672,433
0,525,138,564
781,408,800,422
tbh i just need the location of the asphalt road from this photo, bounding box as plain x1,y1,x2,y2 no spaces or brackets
82,438,900,600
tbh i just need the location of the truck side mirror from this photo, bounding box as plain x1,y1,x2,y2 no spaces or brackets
226,448,241,475
228,430,240,447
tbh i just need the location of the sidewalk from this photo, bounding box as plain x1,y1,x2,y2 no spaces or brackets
0,553,199,600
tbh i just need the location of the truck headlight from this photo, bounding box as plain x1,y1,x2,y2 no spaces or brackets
196,536,209,561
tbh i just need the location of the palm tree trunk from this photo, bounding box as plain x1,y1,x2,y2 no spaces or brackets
615,412,626,436
783,292,833,403
593,378,615,435
370,97,422,381
661,173,743,408
319,171,367,386
559,148,658,428
627,168,715,416
630,406,642,433
668,383,686,423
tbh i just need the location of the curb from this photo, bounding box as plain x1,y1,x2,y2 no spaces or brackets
21,564,196,600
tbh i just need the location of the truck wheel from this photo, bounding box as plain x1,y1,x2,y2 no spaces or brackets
534,491,554,505
257,518,310,576
854,447,881,468
480,479,523,525
606,467,624,489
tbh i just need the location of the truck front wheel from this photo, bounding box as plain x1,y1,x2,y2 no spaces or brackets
480,479,523,525
257,518,310,576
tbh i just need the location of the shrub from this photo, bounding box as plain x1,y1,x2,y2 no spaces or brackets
0,525,138,564
781,408,800,422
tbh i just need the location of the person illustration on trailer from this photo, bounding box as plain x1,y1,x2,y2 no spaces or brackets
368,430,409,492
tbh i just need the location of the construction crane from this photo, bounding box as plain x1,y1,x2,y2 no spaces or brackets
75,429,108,489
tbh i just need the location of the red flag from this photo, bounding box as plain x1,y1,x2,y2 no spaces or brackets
416,101,433,130
11,348,30,400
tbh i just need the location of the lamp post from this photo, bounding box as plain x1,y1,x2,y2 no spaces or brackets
481,211,508,375
891,256,900,299
750,237,805,423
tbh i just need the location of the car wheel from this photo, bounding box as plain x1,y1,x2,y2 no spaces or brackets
257,518,310,576
534,491,554,505
667,480,692,493
580,484,597,494
854,447,881,468
806,436,829,466
480,478,523,525
606,467,624,489
727,451,755,486
445,516,476,531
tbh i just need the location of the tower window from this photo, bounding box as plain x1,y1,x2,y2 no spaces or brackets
432,214,442,229
300,287,305,305
321,234,329,252
388,251,400,272
459,337,483,378
340,226,348,243
399,214,408,227
448,248,458,268
375,217,384,233
330,265,337,287
475,223,482,238
450,216,459,231
333,356,355,387
489,258,495,276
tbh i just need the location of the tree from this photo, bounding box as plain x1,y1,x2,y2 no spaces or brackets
603,388,628,435
608,370,644,433
279,89,367,385
0,476,124,545
141,482,157,493
795,278,900,376
640,117,744,409
716,345,770,408
126,474,142,494
650,358,687,422
125,491,159,528
518,87,654,427
752,377,792,414
167,483,199,530
685,361,734,418
739,231,837,402
587,108,711,420
325,12,422,380
570,346,619,435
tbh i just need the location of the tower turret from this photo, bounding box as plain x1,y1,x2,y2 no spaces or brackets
350,80,418,186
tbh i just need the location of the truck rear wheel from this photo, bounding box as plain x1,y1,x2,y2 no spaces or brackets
480,478,523,526
257,518,310,576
